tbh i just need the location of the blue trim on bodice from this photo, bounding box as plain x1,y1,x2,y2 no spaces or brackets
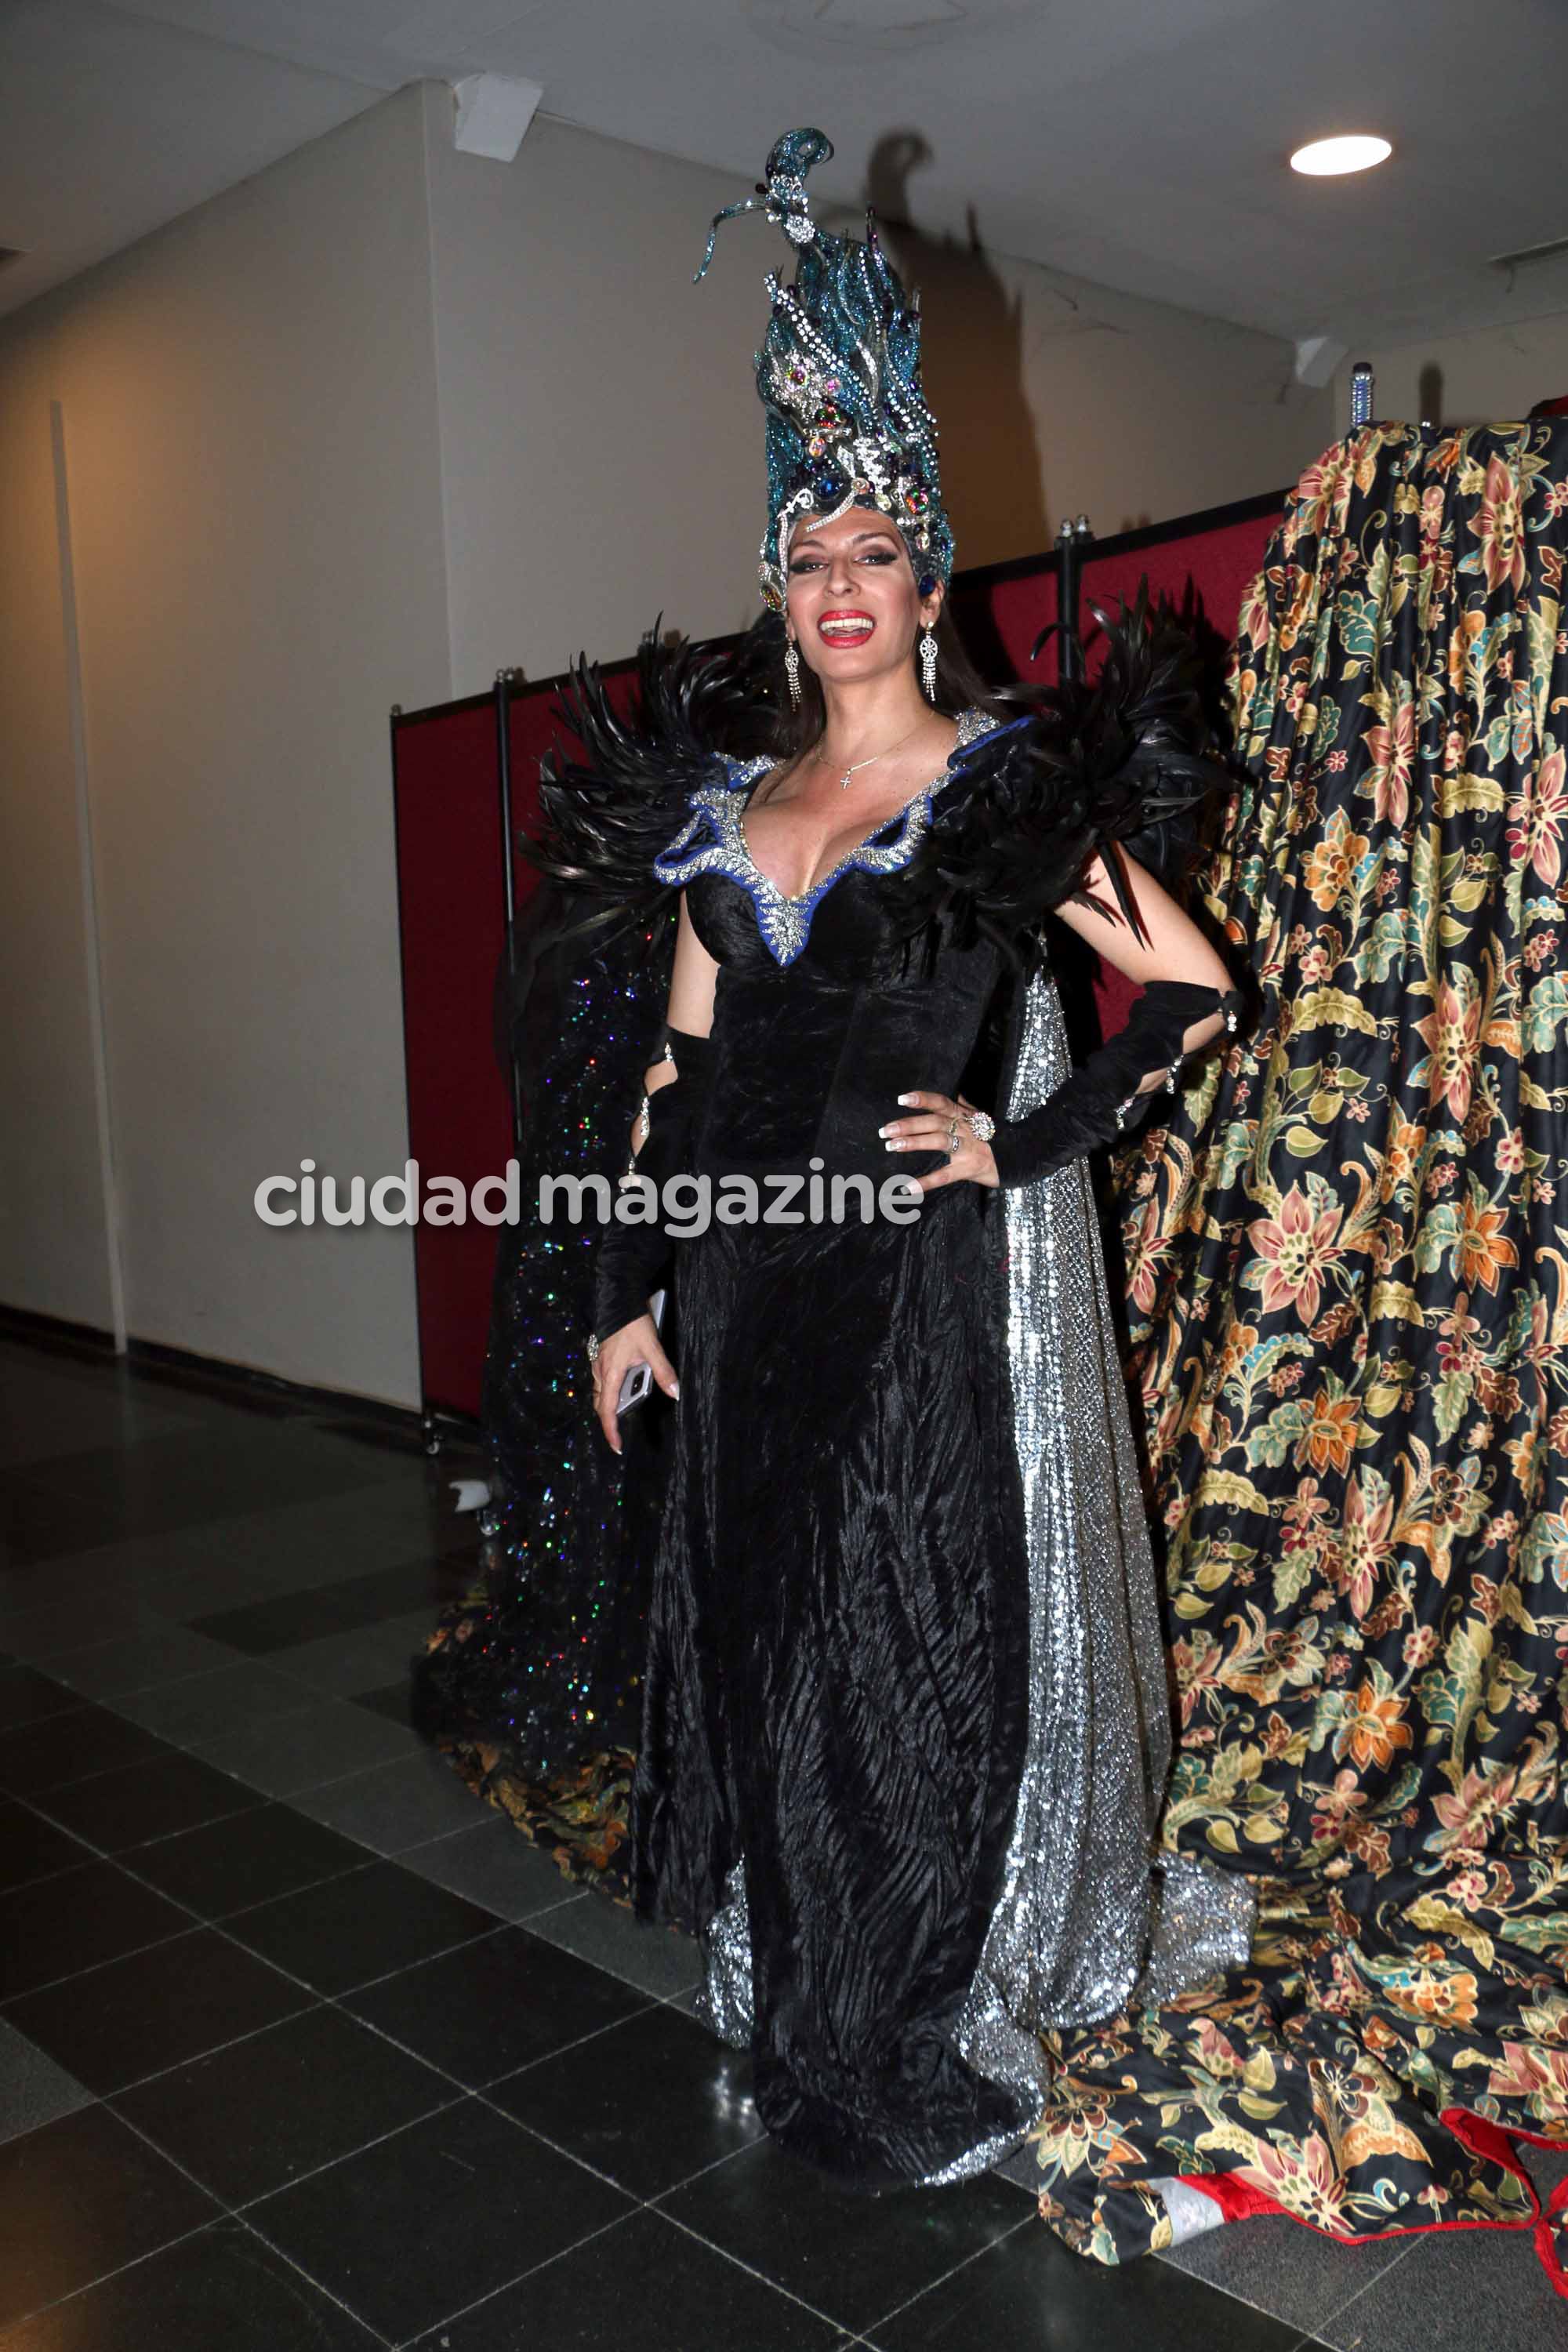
652,706,1004,967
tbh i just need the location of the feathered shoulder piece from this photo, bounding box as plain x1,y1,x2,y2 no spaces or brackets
906,590,1222,956
530,615,779,927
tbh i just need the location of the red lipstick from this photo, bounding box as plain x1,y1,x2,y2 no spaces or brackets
817,609,876,641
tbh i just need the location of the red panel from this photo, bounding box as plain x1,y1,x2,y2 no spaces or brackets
1078,511,1276,662
393,701,510,1420
393,667,643,1421
1077,510,1279,1038
503,666,641,906
975,567,1059,681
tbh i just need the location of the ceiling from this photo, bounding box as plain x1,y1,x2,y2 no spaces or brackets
5,0,1568,350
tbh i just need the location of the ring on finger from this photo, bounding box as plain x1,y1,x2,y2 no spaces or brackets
946,1117,960,1152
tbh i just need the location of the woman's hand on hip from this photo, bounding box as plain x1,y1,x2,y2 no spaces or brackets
879,1092,998,1193
590,1312,677,1455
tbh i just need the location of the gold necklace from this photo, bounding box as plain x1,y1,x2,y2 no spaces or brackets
811,718,927,791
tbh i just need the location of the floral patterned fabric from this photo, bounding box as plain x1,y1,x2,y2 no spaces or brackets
437,1732,636,1888
1028,423,1568,2288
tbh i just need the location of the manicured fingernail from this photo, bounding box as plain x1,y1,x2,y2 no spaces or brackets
897,1094,916,1106
877,1123,892,1138
670,1381,681,1399
885,1139,902,1151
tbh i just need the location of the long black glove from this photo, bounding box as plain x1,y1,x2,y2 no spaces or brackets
590,1025,714,1342
989,979,1243,1189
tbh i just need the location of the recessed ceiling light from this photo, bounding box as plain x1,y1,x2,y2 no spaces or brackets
1290,134,1392,176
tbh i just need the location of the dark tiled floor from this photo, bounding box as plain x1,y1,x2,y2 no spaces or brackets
0,1331,1555,2349
5,1926,312,2094
0,1858,189,1999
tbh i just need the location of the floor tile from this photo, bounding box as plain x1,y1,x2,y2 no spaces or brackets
1319,2224,1563,2352
81,1485,463,1624
0,1588,147,1657
346,1679,414,1726
31,1749,262,1852
0,1425,412,1558
397,1814,586,1922
0,1798,92,1894
527,1884,703,1999
343,1925,647,2088
659,2139,1032,2339
107,1661,314,1744
0,1860,189,1999
989,2140,1047,2193
5,1925,312,2095
223,1859,495,1994
183,1700,419,1797
114,2002,456,2205
248,2096,632,2343
289,1748,495,1853
412,2205,844,2350
0,2103,217,2330
0,1363,201,1475
0,1484,129,1570
0,1669,87,1735
870,2209,1312,2349
0,2219,383,2350
658,2145,1034,2343
1158,2205,1410,2335
1522,2134,1568,2194
43,1624,244,1699
0,2020,93,2147
488,1999,764,2198
261,1613,435,1697
0,1704,172,1798
123,1800,366,1918
189,1562,452,1657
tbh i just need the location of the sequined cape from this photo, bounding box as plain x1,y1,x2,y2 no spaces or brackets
412,887,675,1828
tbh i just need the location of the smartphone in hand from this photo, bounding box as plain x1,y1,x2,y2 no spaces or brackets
616,1289,667,1415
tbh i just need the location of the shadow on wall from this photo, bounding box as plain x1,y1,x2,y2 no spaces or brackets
864,131,1051,568
1418,361,1443,427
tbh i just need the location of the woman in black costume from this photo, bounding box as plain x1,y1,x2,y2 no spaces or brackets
540,129,1254,2190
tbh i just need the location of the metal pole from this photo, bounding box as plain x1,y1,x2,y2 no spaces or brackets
494,668,527,1156
388,697,441,1455
1054,514,1095,685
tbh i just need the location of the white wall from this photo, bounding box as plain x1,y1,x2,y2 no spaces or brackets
886,219,1331,572
0,310,118,1334
1333,308,1568,433
425,95,1333,693
422,99,775,694
0,84,450,1405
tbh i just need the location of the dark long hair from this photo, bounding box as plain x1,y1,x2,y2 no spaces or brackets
749,600,1009,764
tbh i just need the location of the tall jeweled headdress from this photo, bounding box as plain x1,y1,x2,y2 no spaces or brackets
695,127,954,612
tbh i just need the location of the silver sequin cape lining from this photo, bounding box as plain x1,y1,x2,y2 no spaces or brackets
688,817,1255,2188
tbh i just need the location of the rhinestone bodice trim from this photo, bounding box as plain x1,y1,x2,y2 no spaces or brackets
652,706,998,967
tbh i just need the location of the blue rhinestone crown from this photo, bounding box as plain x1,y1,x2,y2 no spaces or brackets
696,128,954,611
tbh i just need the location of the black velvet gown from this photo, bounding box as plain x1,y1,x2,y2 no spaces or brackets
629,720,1040,2184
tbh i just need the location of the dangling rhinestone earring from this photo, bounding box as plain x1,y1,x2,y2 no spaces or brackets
785,636,802,708
919,627,938,702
